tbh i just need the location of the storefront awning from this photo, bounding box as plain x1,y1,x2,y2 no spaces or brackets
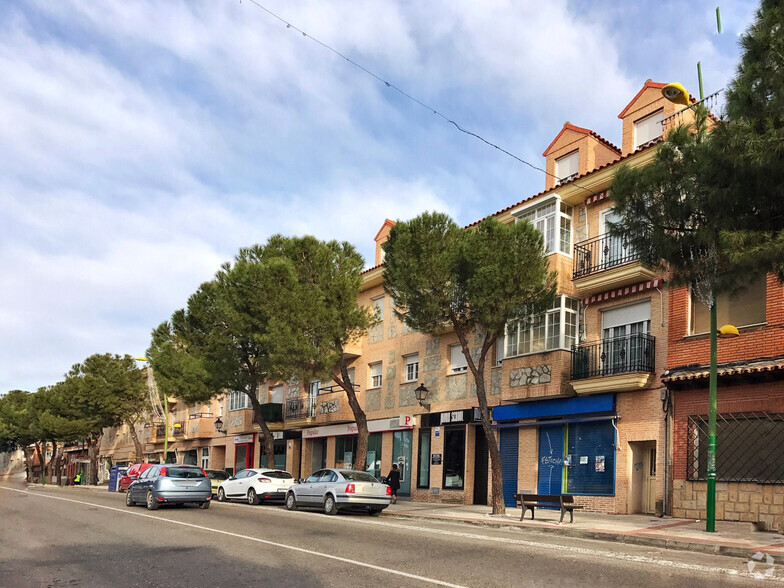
493,393,614,422
581,278,664,307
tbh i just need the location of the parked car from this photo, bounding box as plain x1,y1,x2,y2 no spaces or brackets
285,468,391,516
205,469,230,495
216,468,296,504
125,464,211,510
119,463,154,492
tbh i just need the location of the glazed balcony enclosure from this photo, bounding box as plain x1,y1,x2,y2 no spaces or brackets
571,332,655,394
572,233,656,296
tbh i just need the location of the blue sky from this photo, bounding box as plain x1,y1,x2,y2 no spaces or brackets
0,0,759,393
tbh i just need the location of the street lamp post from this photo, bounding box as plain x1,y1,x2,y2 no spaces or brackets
135,357,169,464
660,81,741,532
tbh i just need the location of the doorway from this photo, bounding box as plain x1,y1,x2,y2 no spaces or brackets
311,438,326,474
234,442,254,473
629,441,656,514
392,430,413,496
473,426,489,505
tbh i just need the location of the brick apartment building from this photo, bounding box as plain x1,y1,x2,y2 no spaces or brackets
96,79,782,528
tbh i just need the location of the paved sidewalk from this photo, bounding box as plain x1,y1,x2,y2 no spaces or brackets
384,500,784,560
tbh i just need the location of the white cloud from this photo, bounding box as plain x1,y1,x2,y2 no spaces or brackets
0,0,758,392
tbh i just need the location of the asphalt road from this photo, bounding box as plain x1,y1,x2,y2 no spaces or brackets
0,483,779,587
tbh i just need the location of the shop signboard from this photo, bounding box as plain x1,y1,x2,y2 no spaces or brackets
302,415,415,439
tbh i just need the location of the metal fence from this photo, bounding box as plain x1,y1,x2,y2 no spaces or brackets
573,233,644,279
571,333,655,380
285,397,317,420
686,412,784,484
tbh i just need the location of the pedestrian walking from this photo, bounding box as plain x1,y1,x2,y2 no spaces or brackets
386,463,400,504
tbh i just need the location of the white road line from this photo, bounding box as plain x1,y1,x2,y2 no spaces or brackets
227,500,779,582
0,487,463,588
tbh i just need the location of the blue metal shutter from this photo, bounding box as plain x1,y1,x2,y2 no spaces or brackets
565,421,615,495
500,428,519,507
537,424,564,494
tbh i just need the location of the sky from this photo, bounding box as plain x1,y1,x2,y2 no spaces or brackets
1,0,760,393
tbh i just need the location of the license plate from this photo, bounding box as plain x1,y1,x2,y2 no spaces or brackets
278,487,287,492
177,482,197,487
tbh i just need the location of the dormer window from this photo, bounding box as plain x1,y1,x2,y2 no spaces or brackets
555,150,579,185
633,109,664,149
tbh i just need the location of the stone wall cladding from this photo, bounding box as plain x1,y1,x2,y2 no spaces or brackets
399,383,416,407
423,356,441,373
368,323,383,344
445,374,468,400
510,365,551,387
490,367,501,395
426,339,439,356
366,389,381,411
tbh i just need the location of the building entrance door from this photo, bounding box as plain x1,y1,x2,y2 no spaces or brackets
630,441,656,514
392,430,412,496
311,438,326,474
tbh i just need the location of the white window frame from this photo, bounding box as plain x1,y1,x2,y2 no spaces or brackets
513,196,573,255
633,109,664,149
372,296,385,322
369,362,383,388
555,150,579,185
449,344,468,374
269,385,284,404
201,447,210,470
505,295,580,357
229,390,251,411
404,353,419,383
307,380,321,398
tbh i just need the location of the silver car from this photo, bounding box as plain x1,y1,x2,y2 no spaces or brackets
125,464,212,510
285,468,391,516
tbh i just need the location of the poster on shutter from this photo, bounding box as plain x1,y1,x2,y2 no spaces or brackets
580,456,588,465
595,455,605,472
564,454,573,466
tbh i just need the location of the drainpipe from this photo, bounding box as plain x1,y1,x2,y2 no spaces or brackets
661,385,672,517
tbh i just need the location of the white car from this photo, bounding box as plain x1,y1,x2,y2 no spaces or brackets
216,468,296,505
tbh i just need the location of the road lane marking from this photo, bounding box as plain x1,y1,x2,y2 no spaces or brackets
0,486,463,588
6,486,781,582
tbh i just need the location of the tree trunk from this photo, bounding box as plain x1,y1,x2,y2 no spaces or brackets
127,419,144,463
456,326,506,515
246,385,276,469
88,433,103,485
22,448,33,483
335,358,368,472
54,447,63,486
47,439,58,484
34,442,44,484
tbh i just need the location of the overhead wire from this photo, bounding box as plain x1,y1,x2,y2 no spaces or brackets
242,0,597,194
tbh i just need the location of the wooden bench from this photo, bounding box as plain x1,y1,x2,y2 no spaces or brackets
513,493,584,524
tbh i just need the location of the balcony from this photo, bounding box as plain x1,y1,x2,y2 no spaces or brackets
260,402,283,422
572,233,656,295
285,397,317,423
171,421,186,437
186,413,215,439
570,333,655,394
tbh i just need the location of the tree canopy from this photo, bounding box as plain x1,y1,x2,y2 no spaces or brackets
383,212,555,514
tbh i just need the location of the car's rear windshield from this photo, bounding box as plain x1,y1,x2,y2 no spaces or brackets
261,470,293,479
207,471,229,480
166,467,206,479
339,470,378,482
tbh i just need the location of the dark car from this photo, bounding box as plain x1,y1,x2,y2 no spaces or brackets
126,464,212,510
119,463,154,492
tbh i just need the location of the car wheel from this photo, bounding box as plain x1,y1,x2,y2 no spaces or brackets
217,487,226,502
369,508,382,517
125,491,135,507
285,492,297,511
248,488,259,505
324,494,338,515
146,491,159,511
199,500,211,509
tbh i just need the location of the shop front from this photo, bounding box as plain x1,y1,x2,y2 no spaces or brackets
233,434,255,474
414,408,484,504
300,415,415,493
493,394,617,507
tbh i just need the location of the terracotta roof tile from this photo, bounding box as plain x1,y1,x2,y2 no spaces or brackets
542,122,621,157
662,355,784,383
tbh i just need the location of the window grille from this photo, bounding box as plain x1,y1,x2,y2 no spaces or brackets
686,412,784,484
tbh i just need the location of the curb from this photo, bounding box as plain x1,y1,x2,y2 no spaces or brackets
386,512,753,560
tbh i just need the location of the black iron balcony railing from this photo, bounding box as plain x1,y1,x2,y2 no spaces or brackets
188,412,213,419
154,424,165,437
172,421,186,437
573,233,646,279
571,333,655,380
318,383,359,394
285,397,317,420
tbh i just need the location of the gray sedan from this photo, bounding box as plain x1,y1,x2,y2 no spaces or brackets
126,464,212,510
285,468,391,516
